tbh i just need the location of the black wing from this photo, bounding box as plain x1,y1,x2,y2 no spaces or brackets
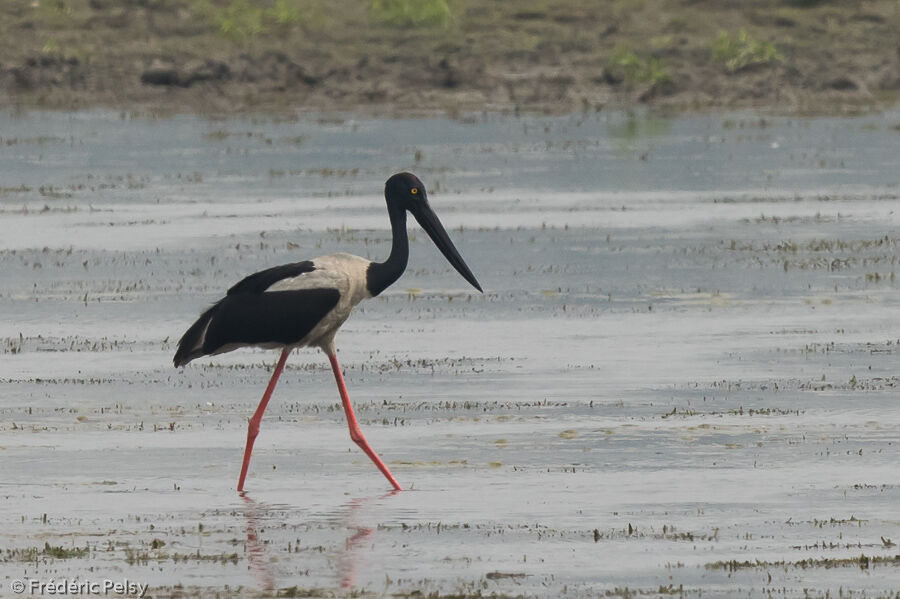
174,258,339,367
173,288,340,367
227,261,316,295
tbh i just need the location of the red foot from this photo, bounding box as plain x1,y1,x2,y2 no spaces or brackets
237,348,290,492
328,352,403,491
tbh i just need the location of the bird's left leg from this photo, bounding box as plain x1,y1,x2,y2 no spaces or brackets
237,348,290,491
327,351,403,491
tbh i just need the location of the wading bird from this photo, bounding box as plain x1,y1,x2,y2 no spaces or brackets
174,173,482,491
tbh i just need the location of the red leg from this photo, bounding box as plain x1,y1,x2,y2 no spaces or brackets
237,348,290,491
327,352,402,491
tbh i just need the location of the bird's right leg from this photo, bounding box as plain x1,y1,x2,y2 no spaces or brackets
327,351,402,491
237,348,290,491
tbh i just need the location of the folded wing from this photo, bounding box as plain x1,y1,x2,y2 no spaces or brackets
174,262,341,367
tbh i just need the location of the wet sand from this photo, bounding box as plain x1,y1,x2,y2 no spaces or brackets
2,109,900,597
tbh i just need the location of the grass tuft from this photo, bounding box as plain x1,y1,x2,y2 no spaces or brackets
606,44,673,88
711,29,781,73
369,0,452,28
192,0,314,43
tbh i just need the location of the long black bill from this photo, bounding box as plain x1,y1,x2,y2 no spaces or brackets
413,203,483,292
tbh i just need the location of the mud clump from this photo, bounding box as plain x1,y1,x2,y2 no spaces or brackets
140,59,231,88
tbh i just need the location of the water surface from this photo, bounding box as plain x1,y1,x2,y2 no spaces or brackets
2,109,900,598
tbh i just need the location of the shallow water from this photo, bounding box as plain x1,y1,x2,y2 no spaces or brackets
2,109,900,598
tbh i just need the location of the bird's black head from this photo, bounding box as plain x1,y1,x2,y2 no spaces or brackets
383,172,482,293
385,172,427,211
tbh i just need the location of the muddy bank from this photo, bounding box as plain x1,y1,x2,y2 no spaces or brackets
1,0,899,116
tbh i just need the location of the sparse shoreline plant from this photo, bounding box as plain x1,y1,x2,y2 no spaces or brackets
369,0,452,27
192,0,311,44
605,44,673,89
711,29,781,73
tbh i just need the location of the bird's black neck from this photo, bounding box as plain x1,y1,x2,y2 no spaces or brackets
367,203,408,297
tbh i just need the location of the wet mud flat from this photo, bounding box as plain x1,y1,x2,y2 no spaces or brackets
2,110,900,597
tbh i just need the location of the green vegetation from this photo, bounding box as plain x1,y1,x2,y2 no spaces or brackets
606,45,673,88
268,0,305,25
5,542,90,562
207,0,266,43
41,37,62,58
369,0,452,27
711,29,781,73
36,0,76,27
192,0,311,43
191,0,453,43
706,553,900,571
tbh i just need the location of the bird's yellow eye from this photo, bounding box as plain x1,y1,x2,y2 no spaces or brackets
410,187,419,195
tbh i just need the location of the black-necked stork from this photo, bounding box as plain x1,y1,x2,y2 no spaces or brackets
174,172,482,491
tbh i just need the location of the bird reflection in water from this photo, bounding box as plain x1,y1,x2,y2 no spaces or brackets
337,491,400,588
240,492,276,591
240,491,400,591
